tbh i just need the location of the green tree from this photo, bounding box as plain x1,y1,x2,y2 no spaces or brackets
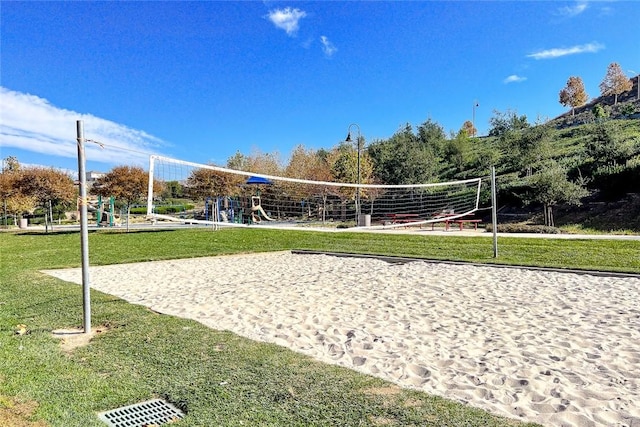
92,165,155,232
488,109,530,137
326,140,373,185
599,62,632,105
513,125,554,176
368,124,438,185
468,144,502,175
417,118,447,158
161,180,184,199
445,130,473,176
324,140,373,221
559,76,588,116
586,122,635,168
527,164,589,227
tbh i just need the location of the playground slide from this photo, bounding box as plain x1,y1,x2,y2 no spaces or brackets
251,205,274,221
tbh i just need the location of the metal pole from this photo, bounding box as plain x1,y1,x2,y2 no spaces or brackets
491,166,498,258
146,155,156,219
472,100,479,136
2,157,6,228
76,120,91,334
346,123,362,225
356,129,361,225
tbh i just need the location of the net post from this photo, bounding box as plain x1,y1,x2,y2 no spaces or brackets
491,166,498,258
146,156,156,219
76,120,91,334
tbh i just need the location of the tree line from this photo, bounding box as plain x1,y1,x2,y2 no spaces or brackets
3,60,638,230
0,159,152,232
0,157,76,232
3,109,639,230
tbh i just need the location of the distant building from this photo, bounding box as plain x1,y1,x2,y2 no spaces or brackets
86,171,105,182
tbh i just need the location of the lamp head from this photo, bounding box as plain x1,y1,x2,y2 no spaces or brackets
345,132,352,142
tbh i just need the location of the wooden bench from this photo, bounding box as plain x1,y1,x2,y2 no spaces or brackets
449,218,482,231
430,214,482,231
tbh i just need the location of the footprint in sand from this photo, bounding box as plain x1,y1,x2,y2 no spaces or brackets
352,356,367,366
506,378,530,388
408,364,431,379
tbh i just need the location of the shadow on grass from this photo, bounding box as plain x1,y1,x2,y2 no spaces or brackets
12,229,179,237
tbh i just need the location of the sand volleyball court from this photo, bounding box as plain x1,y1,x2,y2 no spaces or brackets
43,252,640,426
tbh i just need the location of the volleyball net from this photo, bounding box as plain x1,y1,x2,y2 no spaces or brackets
146,155,485,230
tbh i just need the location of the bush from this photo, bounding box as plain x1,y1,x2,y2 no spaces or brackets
128,205,195,215
155,205,194,214
619,103,637,118
592,104,610,121
129,207,147,215
590,160,640,200
486,223,562,234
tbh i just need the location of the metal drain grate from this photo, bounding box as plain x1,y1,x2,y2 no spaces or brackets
98,398,185,427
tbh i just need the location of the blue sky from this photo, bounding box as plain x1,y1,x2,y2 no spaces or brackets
1,1,639,173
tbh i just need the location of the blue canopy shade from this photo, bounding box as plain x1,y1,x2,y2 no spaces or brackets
245,176,272,185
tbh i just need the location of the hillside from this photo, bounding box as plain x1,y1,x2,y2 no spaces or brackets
555,74,640,124
480,80,640,234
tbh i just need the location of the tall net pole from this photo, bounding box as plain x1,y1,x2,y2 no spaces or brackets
491,166,498,258
76,120,91,333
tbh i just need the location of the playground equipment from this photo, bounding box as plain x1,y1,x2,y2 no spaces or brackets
86,195,119,227
245,176,274,223
97,195,116,227
250,196,274,223
205,197,242,223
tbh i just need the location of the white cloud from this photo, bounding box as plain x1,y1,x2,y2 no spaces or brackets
598,6,613,16
320,36,337,57
527,42,604,60
0,87,165,167
266,7,307,36
557,1,588,17
504,75,527,84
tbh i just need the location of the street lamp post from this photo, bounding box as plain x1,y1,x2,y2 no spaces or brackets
345,123,361,225
472,100,479,136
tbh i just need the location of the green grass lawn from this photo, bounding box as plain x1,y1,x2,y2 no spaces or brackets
2,228,638,426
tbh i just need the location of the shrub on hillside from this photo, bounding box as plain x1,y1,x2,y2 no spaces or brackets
486,223,562,234
590,159,640,200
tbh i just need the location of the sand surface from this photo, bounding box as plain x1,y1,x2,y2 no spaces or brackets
43,252,640,426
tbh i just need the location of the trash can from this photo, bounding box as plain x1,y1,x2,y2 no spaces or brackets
19,218,28,229
358,214,371,227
